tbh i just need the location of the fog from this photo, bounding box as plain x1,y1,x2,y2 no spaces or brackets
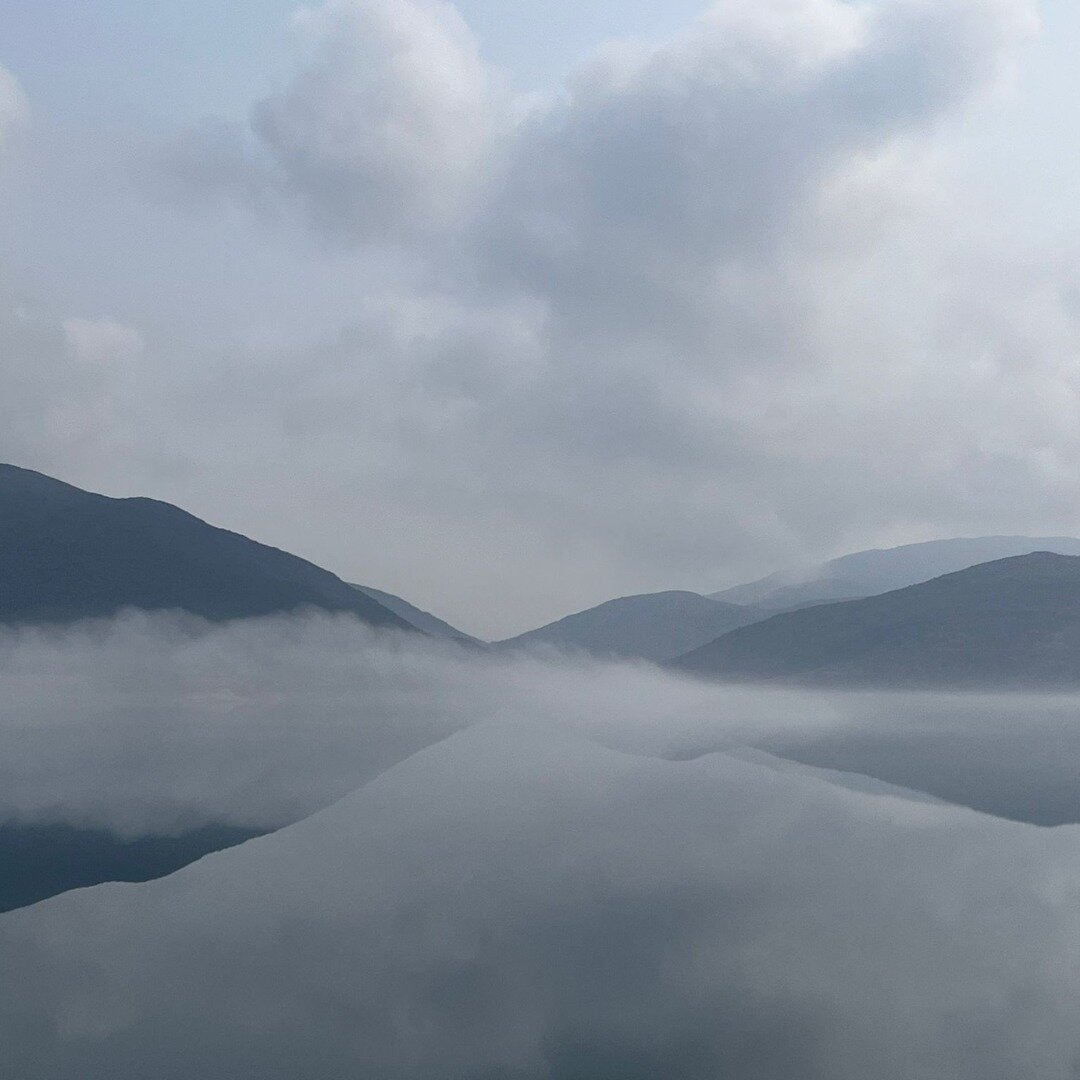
5,614,1080,1074
4,611,1080,836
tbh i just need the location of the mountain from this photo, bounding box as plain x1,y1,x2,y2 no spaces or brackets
497,590,760,662
0,464,410,628
352,585,481,644
713,536,1080,609
675,552,1080,688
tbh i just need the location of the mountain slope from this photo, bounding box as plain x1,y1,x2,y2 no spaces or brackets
352,584,481,643
676,552,1080,688
497,590,760,662
713,536,1080,609
0,464,409,628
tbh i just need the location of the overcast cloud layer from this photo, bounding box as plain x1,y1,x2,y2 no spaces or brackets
3,0,1078,638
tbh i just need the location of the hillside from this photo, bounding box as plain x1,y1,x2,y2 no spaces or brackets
352,584,481,644
0,464,409,628
497,590,759,662
713,536,1080,609
677,552,1080,687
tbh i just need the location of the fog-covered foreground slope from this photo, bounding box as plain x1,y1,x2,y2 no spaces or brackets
679,552,1080,687
0,464,407,627
497,590,758,661
5,720,1080,1079
713,536,1080,608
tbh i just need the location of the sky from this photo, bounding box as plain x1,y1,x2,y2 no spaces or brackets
2,0,1080,638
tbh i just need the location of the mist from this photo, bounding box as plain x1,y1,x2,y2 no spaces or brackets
4,611,1080,836
1,625,1080,1073
4,614,1080,1074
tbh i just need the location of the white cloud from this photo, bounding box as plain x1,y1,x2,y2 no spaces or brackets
166,0,501,240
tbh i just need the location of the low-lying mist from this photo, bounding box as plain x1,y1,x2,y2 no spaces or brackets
6,613,1080,1076
3,610,1080,835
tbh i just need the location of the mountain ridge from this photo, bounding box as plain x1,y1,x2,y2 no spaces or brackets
0,463,410,628
676,551,1080,688
712,535,1080,608
352,584,481,644
496,590,760,662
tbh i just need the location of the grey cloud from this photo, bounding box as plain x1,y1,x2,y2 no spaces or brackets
4,709,1080,1078
0,306,132,478
152,1,1050,627
482,0,1020,300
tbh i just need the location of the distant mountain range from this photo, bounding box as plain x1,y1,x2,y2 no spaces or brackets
10,462,1080,689
8,463,1080,910
492,536,1080,668
712,536,1080,609
675,552,1080,688
0,464,409,628
495,591,759,662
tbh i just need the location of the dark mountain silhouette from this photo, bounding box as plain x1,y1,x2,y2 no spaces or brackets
352,584,481,644
497,590,760,663
712,536,1080,609
0,464,409,628
675,552,1080,688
